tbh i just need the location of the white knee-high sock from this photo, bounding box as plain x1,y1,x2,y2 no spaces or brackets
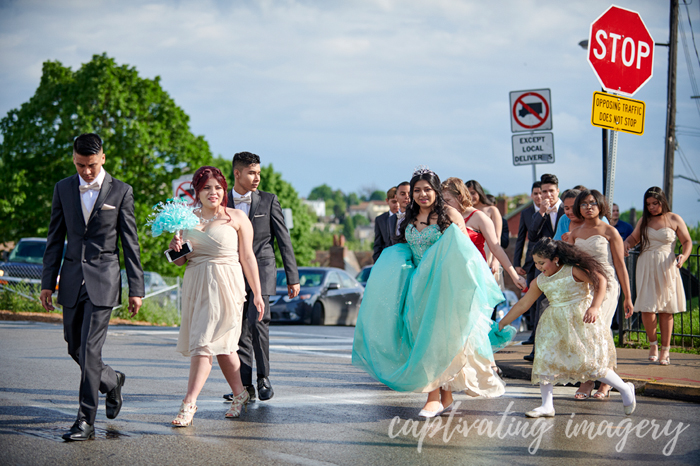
598,370,633,405
539,383,554,411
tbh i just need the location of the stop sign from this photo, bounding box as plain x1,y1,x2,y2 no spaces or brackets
587,5,654,96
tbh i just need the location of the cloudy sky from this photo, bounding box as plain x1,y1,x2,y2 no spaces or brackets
1,0,699,225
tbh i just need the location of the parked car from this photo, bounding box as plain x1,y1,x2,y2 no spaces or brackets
120,270,176,305
492,289,526,332
271,267,364,326
0,238,65,290
356,265,372,287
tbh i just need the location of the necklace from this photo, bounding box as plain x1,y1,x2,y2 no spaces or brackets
197,208,219,225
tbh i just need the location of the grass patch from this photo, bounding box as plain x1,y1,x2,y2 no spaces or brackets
111,289,180,326
0,285,50,314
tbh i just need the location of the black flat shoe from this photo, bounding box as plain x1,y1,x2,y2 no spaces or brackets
62,420,94,441
106,371,125,419
224,385,256,403
257,377,274,401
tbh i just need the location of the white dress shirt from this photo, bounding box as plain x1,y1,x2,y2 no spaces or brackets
231,189,252,216
549,198,563,231
79,168,106,213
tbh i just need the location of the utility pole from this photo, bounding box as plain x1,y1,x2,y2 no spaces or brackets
663,0,679,209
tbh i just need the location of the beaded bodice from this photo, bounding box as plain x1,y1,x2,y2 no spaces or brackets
405,223,442,265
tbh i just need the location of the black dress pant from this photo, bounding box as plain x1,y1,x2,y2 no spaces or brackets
62,284,118,425
237,292,271,386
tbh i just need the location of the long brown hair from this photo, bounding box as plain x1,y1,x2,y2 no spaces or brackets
639,186,671,253
398,171,451,242
192,166,232,223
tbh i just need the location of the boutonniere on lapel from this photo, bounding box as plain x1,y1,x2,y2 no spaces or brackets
146,198,199,237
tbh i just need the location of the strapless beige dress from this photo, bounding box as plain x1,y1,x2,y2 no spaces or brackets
634,228,686,314
176,224,246,357
575,235,620,328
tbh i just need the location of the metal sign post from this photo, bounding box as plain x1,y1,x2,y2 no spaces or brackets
606,129,619,208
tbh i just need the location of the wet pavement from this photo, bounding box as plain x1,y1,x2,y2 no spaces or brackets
1,321,699,465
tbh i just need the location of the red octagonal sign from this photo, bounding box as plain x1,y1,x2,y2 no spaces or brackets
587,5,655,97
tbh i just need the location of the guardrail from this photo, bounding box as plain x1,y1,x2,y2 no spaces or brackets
618,243,700,349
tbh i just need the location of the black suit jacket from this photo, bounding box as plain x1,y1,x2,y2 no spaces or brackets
42,173,145,308
228,189,299,295
514,204,536,273
531,203,566,240
372,211,393,262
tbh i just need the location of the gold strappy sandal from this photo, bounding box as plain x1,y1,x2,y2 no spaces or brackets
172,401,197,427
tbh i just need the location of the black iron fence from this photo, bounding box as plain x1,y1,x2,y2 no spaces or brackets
618,244,700,349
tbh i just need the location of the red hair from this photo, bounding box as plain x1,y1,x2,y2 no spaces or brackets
191,166,231,222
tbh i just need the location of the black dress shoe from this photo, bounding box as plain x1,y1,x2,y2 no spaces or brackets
523,351,535,362
62,420,95,441
521,337,535,345
106,371,126,419
257,377,274,401
224,385,256,403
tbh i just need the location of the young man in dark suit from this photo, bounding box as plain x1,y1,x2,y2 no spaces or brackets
523,173,564,361
372,186,399,262
224,152,299,402
387,181,411,244
513,181,542,345
40,133,145,441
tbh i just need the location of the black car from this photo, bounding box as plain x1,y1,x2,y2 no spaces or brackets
270,267,364,326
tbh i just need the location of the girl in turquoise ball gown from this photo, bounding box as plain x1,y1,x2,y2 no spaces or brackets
352,167,525,418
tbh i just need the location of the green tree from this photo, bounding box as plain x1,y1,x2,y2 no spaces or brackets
0,54,212,276
210,156,233,181
308,184,334,201
258,164,315,267
352,214,369,227
369,190,386,201
346,192,360,206
342,215,355,239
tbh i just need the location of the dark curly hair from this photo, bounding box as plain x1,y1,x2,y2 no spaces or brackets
192,166,232,223
398,171,451,242
573,189,608,220
532,238,607,293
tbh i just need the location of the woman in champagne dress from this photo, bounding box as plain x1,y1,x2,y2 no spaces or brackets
624,187,692,366
567,189,633,399
168,166,265,427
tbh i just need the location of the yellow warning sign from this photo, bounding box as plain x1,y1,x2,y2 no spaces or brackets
591,91,645,135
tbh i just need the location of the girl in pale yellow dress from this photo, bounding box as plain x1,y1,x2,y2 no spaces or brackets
168,166,265,426
623,187,692,366
499,238,636,418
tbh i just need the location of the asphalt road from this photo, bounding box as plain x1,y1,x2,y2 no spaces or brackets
1,321,699,465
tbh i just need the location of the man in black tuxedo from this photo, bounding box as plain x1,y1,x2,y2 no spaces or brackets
523,173,564,361
513,181,542,345
387,181,411,245
40,133,144,441
372,186,399,262
224,152,299,402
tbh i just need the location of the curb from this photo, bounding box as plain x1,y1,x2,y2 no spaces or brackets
0,310,173,327
497,362,700,404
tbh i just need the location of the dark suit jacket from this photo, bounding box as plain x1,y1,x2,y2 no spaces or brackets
42,173,145,308
514,204,536,274
531,202,566,240
227,189,299,295
372,211,393,262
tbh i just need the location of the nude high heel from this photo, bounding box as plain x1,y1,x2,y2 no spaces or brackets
648,341,658,362
659,346,671,366
172,401,197,427
225,389,250,418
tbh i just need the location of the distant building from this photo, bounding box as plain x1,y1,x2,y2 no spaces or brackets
348,201,389,221
303,199,326,218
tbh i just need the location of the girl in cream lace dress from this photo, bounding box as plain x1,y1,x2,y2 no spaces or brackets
568,189,633,399
624,187,693,366
168,166,265,427
499,238,637,418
